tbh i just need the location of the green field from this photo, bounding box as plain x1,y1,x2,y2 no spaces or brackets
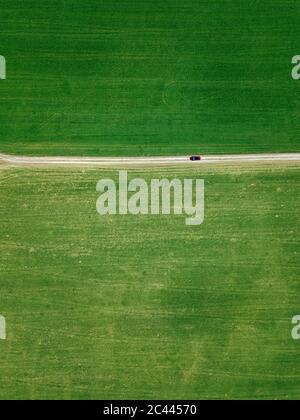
1,0,300,402
0,164,299,400
1,0,300,156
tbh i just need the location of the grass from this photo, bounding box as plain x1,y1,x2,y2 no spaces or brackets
0,0,300,156
0,163,299,400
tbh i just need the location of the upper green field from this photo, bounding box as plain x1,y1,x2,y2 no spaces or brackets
0,164,299,399
0,0,300,156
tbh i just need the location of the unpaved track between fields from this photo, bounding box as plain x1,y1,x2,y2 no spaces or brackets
1,153,300,167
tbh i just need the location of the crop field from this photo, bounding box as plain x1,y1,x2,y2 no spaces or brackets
1,0,300,403
0,164,299,400
0,0,300,156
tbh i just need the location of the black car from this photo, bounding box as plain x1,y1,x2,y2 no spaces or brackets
190,155,202,161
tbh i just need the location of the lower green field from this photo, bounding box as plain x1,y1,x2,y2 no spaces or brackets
0,164,299,399
1,0,300,156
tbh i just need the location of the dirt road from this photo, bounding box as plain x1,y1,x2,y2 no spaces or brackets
1,153,300,167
